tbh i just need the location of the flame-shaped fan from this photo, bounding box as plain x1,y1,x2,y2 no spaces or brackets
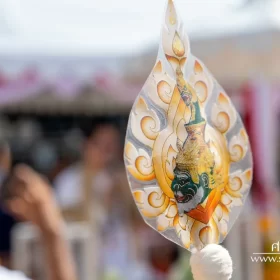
124,1,252,278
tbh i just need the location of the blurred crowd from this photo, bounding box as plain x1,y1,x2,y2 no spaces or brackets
0,114,192,280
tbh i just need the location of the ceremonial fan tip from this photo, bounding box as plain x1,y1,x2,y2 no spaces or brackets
190,244,233,280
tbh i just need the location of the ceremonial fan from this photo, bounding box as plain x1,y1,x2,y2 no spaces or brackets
124,1,253,279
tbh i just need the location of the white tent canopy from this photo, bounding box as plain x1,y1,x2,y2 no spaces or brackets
0,0,247,57
0,0,279,113
1,0,278,77
187,0,280,85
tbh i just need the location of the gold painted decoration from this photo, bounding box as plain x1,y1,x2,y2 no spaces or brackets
124,0,253,252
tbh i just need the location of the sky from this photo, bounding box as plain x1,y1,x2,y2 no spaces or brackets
0,0,256,56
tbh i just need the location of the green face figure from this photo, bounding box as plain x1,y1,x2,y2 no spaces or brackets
171,168,212,215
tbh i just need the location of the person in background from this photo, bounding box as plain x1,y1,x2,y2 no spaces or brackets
0,164,77,280
54,122,121,278
54,122,121,221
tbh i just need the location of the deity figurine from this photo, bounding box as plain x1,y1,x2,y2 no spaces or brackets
171,67,216,216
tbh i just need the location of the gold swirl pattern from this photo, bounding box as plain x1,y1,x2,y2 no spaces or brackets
174,214,195,248
214,202,230,238
191,218,219,250
133,187,170,218
229,128,249,162
189,60,214,106
131,97,161,148
157,201,178,231
125,0,252,251
211,93,237,134
145,61,176,112
224,169,253,205
194,60,203,73
157,81,173,104
124,142,155,181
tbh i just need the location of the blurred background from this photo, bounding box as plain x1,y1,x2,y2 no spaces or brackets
0,0,279,279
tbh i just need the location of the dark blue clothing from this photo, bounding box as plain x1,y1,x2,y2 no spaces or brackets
0,208,16,253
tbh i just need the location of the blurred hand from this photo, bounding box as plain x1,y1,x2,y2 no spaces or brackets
5,164,63,236
4,165,77,280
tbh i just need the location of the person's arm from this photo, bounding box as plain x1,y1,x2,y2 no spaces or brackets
5,165,77,280
40,227,76,280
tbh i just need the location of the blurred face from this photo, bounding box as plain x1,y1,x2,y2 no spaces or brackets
84,125,120,169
